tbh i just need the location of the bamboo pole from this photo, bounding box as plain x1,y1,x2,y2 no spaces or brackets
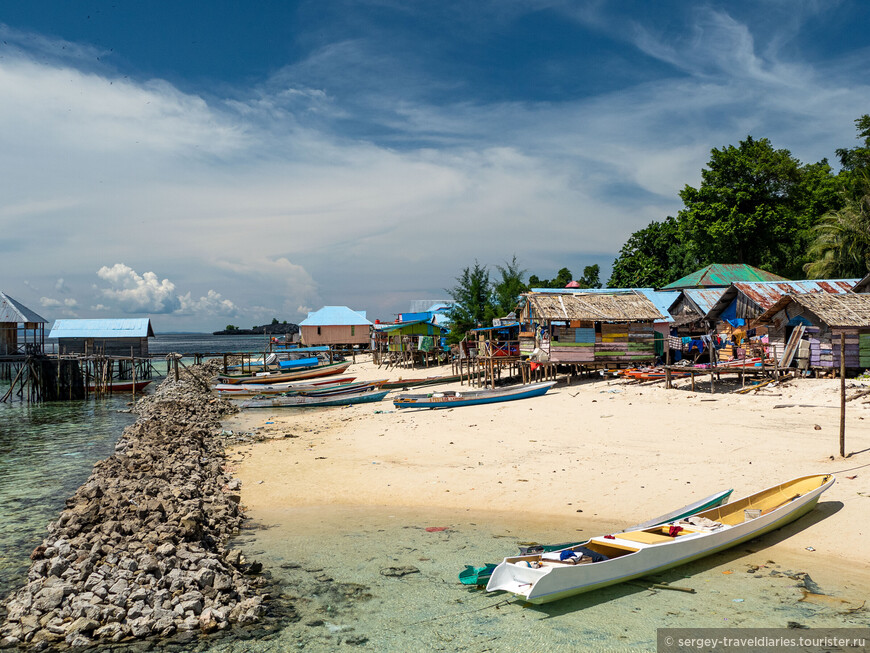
840,333,846,458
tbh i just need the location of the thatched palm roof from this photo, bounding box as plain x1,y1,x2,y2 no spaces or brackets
755,292,870,328
525,292,665,322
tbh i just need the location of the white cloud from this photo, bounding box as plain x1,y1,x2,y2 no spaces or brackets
95,264,237,316
39,296,78,309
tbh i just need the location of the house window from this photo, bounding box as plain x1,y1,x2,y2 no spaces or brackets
351,325,355,336
317,326,321,335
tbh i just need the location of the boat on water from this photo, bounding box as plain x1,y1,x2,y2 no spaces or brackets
393,381,556,409
486,474,834,604
217,361,352,384
214,376,357,395
459,488,734,586
240,387,389,409
380,374,462,390
88,380,152,393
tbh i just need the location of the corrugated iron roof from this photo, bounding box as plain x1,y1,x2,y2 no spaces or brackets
525,292,664,322
531,287,675,321
299,306,372,327
755,293,870,328
661,264,788,290
49,318,154,338
0,292,48,324
705,279,859,320
376,318,447,333
680,289,729,316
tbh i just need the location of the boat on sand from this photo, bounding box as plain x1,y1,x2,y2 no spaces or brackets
240,386,389,408
214,376,357,395
216,361,351,384
459,487,733,586
486,474,834,604
393,381,555,409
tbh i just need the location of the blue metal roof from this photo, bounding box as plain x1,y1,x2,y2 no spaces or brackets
530,288,676,321
49,318,154,339
680,289,728,315
299,306,372,327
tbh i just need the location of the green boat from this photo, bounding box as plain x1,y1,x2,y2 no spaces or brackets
458,488,733,586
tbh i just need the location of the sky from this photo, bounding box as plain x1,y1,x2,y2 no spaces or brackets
1,1,869,332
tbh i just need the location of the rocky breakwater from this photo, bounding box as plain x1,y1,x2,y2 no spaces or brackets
0,362,274,649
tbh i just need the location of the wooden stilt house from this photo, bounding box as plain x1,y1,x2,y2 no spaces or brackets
520,292,666,367
299,307,372,348
0,292,48,356
49,319,155,356
753,293,870,371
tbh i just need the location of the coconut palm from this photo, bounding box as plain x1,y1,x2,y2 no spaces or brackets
804,174,870,279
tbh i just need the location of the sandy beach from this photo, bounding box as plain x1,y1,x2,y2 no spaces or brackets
224,357,870,583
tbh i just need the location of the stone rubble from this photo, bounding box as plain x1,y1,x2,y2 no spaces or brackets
0,361,278,650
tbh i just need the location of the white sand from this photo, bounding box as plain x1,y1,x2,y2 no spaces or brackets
224,356,870,574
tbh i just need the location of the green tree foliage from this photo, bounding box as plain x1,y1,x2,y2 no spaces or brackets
836,115,870,173
225,325,238,331
446,261,494,343
529,267,573,288
610,134,841,286
804,173,870,279
577,264,602,289
608,217,689,287
492,255,528,316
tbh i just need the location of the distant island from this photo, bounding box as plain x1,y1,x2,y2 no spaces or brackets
212,322,299,336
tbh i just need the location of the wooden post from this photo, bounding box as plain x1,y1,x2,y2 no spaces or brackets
223,353,228,375
691,371,695,392
174,355,179,382
131,349,136,400
840,333,846,458
665,366,671,389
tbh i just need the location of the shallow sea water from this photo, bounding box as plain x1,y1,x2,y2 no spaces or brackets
0,392,138,595
206,504,869,653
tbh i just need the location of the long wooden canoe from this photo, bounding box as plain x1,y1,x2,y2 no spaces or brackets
380,374,462,390
217,361,352,385
393,381,555,409
486,474,834,604
214,376,357,395
87,380,152,393
240,388,389,409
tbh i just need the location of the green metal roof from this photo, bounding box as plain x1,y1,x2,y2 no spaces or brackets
661,264,788,290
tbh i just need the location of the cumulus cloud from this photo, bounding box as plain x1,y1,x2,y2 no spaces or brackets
95,264,238,316
39,296,78,309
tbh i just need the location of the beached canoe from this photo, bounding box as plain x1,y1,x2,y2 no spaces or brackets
239,387,389,409
88,380,151,393
459,488,734,586
217,361,352,385
393,381,555,409
277,356,320,369
486,474,834,604
214,376,357,395
380,374,462,390
234,380,387,406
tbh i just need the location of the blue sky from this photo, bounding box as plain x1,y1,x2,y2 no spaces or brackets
2,1,869,331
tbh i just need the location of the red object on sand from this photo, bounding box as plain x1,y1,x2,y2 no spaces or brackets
425,527,448,532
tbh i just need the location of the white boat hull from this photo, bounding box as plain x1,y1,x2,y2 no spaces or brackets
486,474,834,604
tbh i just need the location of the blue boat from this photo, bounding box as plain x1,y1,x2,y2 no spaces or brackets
240,388,389,408
278,356,320,369
393,381,556,409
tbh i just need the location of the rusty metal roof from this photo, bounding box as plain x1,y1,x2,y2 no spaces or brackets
676,289,728,316
661,264,788,290
525,291,664,322
0,292,48,324
705,279,859,320
756,292,870,328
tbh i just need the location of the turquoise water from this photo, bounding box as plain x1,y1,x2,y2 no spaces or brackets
0,392,138,595
204,505,869,652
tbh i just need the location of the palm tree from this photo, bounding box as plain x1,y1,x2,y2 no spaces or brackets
804,174,870,279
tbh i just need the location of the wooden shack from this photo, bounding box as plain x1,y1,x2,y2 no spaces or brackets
298,306,372,348
521,292,665,367
49,319,155,356
0,292,48,357
754,293,870,371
